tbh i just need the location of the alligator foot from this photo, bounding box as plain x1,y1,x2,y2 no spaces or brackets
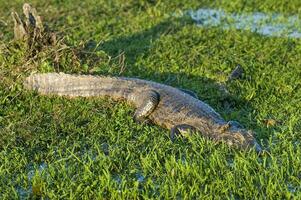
133,90,160,122
170,124,197,142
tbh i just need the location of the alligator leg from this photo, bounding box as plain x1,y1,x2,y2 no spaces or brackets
179,88,198,99
170,124,197,142
133,90,160,122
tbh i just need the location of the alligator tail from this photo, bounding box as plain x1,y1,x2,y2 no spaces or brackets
24,72,134,100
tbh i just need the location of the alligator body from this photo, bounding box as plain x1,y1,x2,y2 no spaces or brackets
24,73,262,152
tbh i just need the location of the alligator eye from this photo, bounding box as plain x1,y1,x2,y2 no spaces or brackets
228,120,244,128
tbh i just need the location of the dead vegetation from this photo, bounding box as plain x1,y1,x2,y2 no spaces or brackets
1,3,110,78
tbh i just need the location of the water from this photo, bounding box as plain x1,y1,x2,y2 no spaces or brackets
189,8,301,38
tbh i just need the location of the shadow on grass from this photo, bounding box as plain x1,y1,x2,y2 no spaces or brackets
80,16,195,76
100,18,187,66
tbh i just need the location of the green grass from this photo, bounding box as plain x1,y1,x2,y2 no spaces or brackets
1,0,301,199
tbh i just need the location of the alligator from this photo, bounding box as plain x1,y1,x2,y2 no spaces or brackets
24,72,262,152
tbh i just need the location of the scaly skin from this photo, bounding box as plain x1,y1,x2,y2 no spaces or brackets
24,72,262,152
